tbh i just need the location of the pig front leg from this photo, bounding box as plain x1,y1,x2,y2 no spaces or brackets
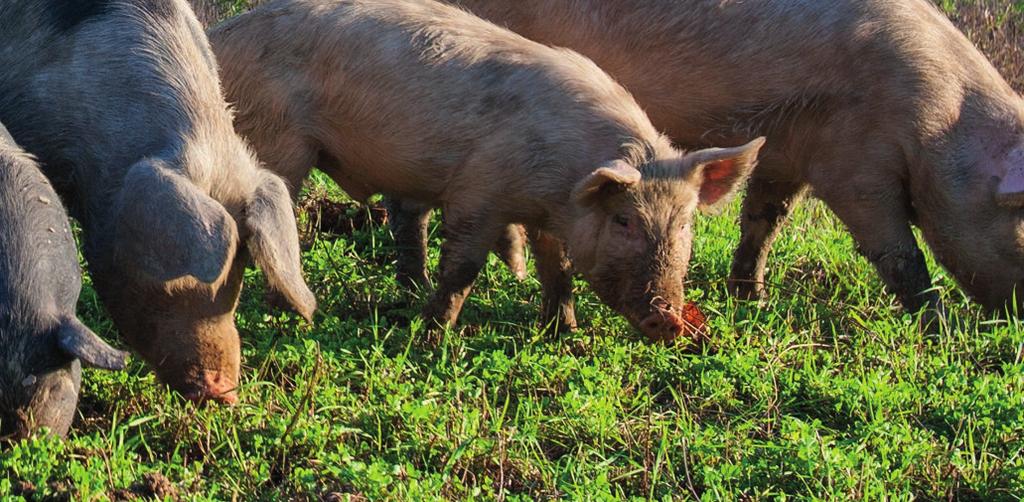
813,168,941,316
729,162,809,300
529,228,577,333
421,206,507,330
384,197,432,288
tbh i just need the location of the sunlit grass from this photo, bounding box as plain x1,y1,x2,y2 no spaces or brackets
3,169,1022,499
2,1,1023,500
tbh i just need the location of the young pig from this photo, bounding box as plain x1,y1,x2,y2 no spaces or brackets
0,0,316,404
437,0,1024,315
210,0,764,341
0,122,126,438
184,0,531,288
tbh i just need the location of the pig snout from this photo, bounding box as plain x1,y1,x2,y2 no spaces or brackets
638,299,708,344
180,370,239,405
639,299,687,342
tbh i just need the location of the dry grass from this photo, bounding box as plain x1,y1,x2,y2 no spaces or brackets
942,0,1024,92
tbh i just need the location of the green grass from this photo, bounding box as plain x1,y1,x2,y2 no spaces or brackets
4,1,1024,500
4,172,1023,500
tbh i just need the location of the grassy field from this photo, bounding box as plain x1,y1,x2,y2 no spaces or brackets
3,1,1024,501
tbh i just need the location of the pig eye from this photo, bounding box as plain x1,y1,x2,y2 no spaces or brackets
613,214,630,227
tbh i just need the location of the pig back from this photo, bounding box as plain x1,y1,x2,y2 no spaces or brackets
451,0,1014,150
0,0,233,220
0,123,81,329
211,0,656,201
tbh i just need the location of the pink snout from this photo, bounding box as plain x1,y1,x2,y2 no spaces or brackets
639,299,709,344
640,308,686,343
181,370,239,405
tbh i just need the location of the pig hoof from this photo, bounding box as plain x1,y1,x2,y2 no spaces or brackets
540,319,577,335
420,325,447,348
396,269,431,289
728,279,765,301
420,304,457,336
917,302,948,335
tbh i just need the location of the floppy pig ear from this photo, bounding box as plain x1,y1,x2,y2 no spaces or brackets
115,160,238,284
244,172,317,322
996,145,1024,207
572,160,642,206
57,317,128,370
686,137,766,212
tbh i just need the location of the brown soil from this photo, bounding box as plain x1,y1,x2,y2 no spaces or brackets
299,198,389,238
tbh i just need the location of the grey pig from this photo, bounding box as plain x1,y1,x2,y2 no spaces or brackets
0,122,126,438
0,0,316,404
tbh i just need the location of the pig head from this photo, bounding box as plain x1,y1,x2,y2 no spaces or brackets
86,158,315,404
916,99,1024,312
1,130,126,437
566,139,765,342
1,318,126,439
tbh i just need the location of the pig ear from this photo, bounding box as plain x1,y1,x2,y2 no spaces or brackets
685,137,766,212
57,317,128,370
244,172,317,322
115,160,238,284
572,160,642,206
995,146,1024,207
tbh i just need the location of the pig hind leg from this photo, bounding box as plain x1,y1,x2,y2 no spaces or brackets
528,227,577,333
386,197,529,288
384,197,433,288
728,161,808,299
495,224,528,281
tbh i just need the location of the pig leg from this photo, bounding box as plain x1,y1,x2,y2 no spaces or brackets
496,224,528,281
384,197,432,288
528,227,577,332
813,167,939,315
421,205,507,329
728,169,808,299
387,196,527,288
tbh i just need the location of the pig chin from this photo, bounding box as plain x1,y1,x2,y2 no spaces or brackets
920,213,1024,313
958,274,1024,313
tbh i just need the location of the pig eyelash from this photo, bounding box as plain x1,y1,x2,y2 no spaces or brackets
613,214,630,227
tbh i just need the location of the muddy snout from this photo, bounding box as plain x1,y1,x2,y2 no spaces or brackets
177,370,239,405
638,298,707,344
